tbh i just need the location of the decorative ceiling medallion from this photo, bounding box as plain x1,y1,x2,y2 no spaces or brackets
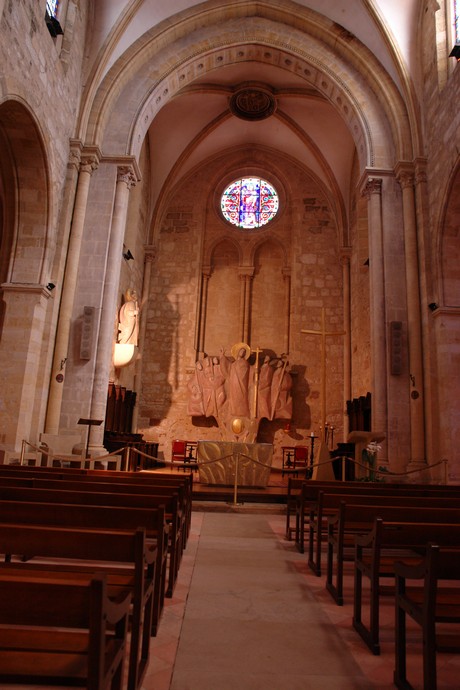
229,87,276,121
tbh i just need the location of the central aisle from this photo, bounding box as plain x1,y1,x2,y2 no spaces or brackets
167,510,375,690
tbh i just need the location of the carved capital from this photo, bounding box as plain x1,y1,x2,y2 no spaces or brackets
80,145,101,175
395,162,415,189
238,266,255,279
117,166,137,189
340,247,352,266
362,177,382,199
144,245,157,263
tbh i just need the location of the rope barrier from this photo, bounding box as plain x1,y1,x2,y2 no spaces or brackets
8,439,451,487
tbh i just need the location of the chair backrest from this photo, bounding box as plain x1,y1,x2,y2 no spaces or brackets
172,440,186,456
294,446,308,461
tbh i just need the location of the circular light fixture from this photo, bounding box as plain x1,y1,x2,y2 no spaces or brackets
220,177,279,229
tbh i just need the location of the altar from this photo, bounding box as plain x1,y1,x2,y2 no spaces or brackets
196,441,273,487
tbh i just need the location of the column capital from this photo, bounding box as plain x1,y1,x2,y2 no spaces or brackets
394,161,415,189
68,141,101,174
144,245,157,263
117,165,137,189
361,177,382,199
339,248,352,265
238,266,255,278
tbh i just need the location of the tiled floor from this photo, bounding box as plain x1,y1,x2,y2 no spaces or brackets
7,504,460,690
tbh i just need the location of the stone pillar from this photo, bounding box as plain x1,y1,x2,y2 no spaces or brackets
197,267,211,355
0,284,52,448
132,245,156,430
239,267,254,344
88,165,138,455
414,160,435,464
341,249,352,441
282,267,291,355
395,163,426,469
362,177,388,457
45,145,100,433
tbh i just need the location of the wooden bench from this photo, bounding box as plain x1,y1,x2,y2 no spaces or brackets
0,484,182,598
309,490,460,577
0,522,156,690
0,569,131,689
0,466,193,548
0,464,194,544
296,481,460,554
353,519,460,655
394,544,460,690
0,499,168,637
325,498,460,595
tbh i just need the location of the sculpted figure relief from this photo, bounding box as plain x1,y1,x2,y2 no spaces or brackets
118,288,139,345
186,343,293,440
219,344,251,418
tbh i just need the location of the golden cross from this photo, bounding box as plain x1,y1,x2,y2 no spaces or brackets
301,308,345,433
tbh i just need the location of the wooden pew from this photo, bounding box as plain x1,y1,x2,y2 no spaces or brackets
0,464,194,544
296,481,460,554
328,501,460,604
0,523,156,690
0,484,182,597
0,568,131,689
394,544,460,690
0,499,168,637
353,519,460,655
309,490,460,577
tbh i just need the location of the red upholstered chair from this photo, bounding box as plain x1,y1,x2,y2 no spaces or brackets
294,446,309,472
171,440,187,470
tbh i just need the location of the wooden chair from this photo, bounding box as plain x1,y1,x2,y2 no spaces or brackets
171,439,187,470
394,544,460,690
294,446,309,473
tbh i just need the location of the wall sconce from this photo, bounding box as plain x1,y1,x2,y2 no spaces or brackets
46,282,56,291
123,249,134,261
428,302,438,312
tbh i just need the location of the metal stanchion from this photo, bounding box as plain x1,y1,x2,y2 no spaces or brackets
228,453,243,506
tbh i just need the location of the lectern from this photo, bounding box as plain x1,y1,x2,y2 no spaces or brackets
78,418,103,458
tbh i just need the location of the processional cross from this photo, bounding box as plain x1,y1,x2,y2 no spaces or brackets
301,308,345,434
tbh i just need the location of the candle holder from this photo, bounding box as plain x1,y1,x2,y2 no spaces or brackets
308,433,317,479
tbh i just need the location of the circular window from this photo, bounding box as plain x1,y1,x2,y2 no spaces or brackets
220,177,279,229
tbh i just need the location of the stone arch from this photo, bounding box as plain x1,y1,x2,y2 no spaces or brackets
80,4,413,174
439,160,460,307
0,98,50,286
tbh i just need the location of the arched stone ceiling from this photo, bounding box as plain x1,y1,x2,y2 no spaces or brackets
81,3,417,240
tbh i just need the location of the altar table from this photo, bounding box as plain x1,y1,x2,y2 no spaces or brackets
196,441,273,487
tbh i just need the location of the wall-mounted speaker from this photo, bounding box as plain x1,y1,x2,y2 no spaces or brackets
390,321,403,375
80,306,95,360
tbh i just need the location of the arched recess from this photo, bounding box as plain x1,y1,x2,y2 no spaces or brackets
440,162,460,307
251,239,288,355
433,159,460,479
204,239,241,355
80,4,413,174
0,98,52,449
0,99,49,286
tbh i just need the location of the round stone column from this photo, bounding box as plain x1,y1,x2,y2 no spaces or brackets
362,177,388,458
45,145,99,433
395,163,426,470
88,165,138,455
